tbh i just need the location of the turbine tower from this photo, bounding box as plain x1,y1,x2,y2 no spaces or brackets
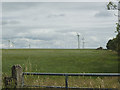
76,33,80,49
8,40,11,48
26,39,31,48
82,37,85,49
29,44,31,48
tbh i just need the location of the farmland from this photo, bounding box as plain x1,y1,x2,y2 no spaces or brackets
2,49,120,88
2,49,118,74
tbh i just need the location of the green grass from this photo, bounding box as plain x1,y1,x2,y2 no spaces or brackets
2,49,119,75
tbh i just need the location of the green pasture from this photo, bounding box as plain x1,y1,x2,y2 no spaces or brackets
2,49,119,75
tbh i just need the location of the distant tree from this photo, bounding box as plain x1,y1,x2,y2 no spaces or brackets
106,38,117,51
96,47,103,50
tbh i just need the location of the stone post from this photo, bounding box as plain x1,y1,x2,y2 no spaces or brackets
11,65,23,88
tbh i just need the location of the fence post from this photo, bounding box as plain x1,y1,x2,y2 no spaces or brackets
65,75,68,89
11,65,23,88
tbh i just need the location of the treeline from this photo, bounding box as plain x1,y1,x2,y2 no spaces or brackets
106,24,120,55
106,38,118,51
106,34,120,51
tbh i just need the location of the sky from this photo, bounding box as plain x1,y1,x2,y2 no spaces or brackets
1,2,118,49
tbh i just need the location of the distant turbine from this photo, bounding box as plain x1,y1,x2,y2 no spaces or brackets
12,42,15,48
28,43,31,48
8,40,11,48
82,37,85,49
26,39,30,48
76,33,80,49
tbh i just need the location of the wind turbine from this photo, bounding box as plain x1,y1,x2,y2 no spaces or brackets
28,43,31,48
25,39,31,48
82,37,85,49
28,40,31,48
8,40,11,48
76,33,80,49
12,42,15,48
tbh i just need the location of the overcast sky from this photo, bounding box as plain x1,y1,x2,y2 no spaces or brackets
1,2,118,49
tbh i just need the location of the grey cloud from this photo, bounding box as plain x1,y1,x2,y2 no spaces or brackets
56,27,115,34
2,2,107,13
2,16,18,20
2,27,57,41
2,21,8,25
3,26,38,34
48,14,65,18
10,20,20,24
94,11,112,17
2,20,20,25
2,2,41,12
57,2,107,11
2,27,31,40
24,35,55,41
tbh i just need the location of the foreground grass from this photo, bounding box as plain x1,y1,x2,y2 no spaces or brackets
23,75,119,88
2,74,120,88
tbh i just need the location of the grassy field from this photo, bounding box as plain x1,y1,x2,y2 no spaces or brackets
2,49,118,74
2,49,119,88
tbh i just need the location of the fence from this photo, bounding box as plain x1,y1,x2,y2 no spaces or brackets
4,65,120,89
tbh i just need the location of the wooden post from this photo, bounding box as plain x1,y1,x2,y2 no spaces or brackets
11,65,23,88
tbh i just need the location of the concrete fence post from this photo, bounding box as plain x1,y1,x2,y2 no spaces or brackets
11,65,23,88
